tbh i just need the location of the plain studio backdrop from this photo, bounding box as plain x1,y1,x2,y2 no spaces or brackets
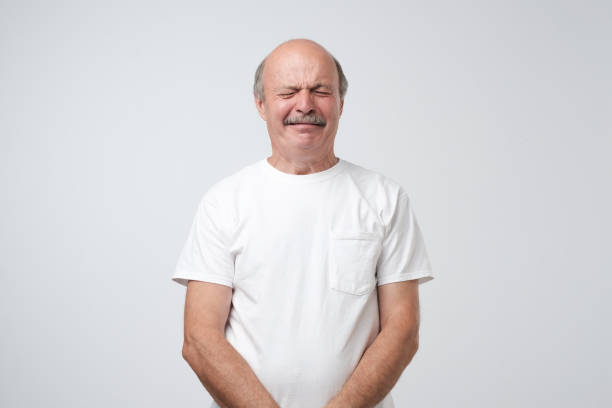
1,1,610,407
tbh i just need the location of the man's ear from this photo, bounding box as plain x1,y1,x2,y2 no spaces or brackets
339,98,344,117
255,96,267,121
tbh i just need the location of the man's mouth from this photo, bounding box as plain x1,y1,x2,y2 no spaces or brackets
287,122,324,126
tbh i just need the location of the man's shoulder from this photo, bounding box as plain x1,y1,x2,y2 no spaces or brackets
199,159,262,205
342,159,408,201
341,160,417,228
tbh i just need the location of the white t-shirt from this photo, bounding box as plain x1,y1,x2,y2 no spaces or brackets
172,157,434,408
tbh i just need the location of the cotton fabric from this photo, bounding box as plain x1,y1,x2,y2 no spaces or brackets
172,157,434,408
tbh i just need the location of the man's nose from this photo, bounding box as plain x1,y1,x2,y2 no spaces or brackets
295,90,315,114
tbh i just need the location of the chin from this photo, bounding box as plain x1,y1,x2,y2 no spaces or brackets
284,131,321,146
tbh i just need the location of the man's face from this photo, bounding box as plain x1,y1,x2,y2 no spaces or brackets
255,44,344,155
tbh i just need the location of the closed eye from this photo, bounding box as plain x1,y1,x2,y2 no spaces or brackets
279,90,330,97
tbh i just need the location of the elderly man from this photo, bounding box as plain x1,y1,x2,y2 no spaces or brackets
172,38,434,408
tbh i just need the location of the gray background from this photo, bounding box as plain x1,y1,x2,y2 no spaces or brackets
1,0,610,407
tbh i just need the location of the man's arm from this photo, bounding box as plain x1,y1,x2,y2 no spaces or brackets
181,280,279,408
325,279,421,408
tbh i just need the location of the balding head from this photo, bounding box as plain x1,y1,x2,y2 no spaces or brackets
253,39,348,102
253,38,345,162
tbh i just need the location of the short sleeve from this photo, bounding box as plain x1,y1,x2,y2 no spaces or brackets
376,192,434,286
171,197,236,288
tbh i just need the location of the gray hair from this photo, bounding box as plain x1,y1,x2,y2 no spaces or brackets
253,54,348,102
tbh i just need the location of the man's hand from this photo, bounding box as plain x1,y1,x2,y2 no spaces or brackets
181,280,280,408
324,279,421,408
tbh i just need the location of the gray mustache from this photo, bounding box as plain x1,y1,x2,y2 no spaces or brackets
284,114,326,126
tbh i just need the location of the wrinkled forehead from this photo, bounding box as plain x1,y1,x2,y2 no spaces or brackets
265,51,338,89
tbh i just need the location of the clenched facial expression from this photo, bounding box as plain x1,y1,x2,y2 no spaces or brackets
255,42,344,154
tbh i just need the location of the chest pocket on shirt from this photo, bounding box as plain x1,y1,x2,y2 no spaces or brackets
329,230,382,295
